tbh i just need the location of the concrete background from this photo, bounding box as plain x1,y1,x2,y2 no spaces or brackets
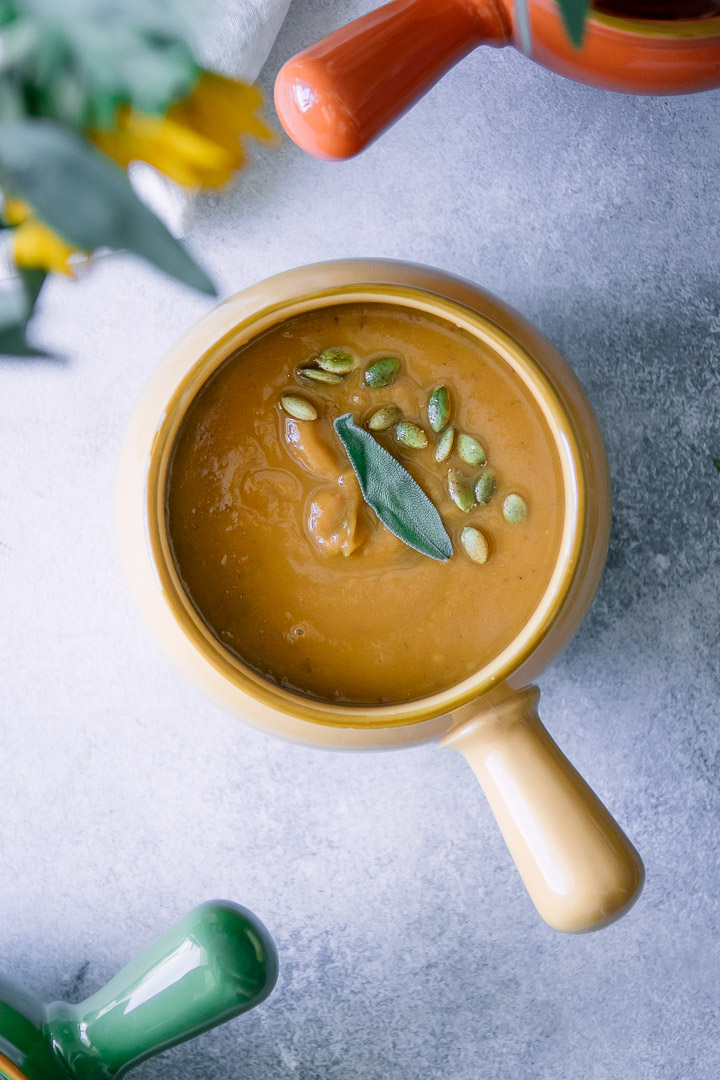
1,2,719,1077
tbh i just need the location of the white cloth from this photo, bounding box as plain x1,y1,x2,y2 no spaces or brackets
193,0,292,81
131,0,292,237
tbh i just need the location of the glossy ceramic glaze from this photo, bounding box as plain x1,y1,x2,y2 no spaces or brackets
0,902,277,1080
274,0,720,159
117,260,644,932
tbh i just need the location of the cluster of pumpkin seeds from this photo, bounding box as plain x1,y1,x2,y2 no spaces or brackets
364,360,432,452
363,358,433,450
426,384,527,564
280,347,359,421
284,347,412,440
280,351,527,565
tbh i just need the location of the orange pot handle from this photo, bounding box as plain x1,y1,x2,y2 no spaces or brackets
274,0,511,160
442,686,645,932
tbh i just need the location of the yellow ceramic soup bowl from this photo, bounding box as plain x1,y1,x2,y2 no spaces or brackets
117,260,644,933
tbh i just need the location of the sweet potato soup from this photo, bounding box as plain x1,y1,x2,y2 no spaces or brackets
165,302,565,705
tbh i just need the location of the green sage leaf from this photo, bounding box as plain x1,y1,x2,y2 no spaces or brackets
334,412,452,562
0,118,215,294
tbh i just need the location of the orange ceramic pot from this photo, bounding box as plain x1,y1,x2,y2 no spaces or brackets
274,0,720,159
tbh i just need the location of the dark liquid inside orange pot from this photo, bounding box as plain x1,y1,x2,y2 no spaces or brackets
595,1,720,16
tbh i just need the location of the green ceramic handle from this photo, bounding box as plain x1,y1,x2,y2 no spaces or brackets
44,901,278,1079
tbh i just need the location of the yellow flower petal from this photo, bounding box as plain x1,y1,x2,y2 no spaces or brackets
2,197,33,226
12,221,80,276
172,72,273,152
91,72,271,190
94,108,237,188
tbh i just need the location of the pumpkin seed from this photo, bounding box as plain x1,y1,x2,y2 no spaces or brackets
280,394,317,421
435,426,454,463
368,404,402,431
428,385,450,432
460,526,489,564
448,469,475,513
299,367,345,385
475,469,497,505
364,356,400,388
317,347,356,374
457,433,486,466
395,421,428,449
503,493,527,524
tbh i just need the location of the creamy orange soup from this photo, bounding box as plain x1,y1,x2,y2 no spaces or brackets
166,303,565,705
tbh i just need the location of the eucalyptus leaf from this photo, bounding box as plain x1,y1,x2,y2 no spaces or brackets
0,118,215,294
0,79,25,124
0,265,47,354
0,266,44,325
0,0,198,127
0,276,31,329
556,0,590,47
334,413,453,563
18,265,46,306
0,322,47,357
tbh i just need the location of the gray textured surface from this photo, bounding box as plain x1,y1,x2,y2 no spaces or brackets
1,3,720,1078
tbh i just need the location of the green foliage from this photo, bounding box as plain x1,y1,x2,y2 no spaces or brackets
0,2,225,357
0,0,199,130
0,273,30,328
557,0,591,46
0,266,48,356
0,2,221,356
0,118,216,294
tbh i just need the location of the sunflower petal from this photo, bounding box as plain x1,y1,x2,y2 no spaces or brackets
12,220,81,276
170,72,273,153
93,108,237,187
91,72,271,192
2,197,33,226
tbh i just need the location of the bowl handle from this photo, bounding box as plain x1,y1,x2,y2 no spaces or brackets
274,0,511,160
442,686,644,932
45,901,278,1078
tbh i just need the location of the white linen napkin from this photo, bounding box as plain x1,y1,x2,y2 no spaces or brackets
194,0,292,79
130,0,292,237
